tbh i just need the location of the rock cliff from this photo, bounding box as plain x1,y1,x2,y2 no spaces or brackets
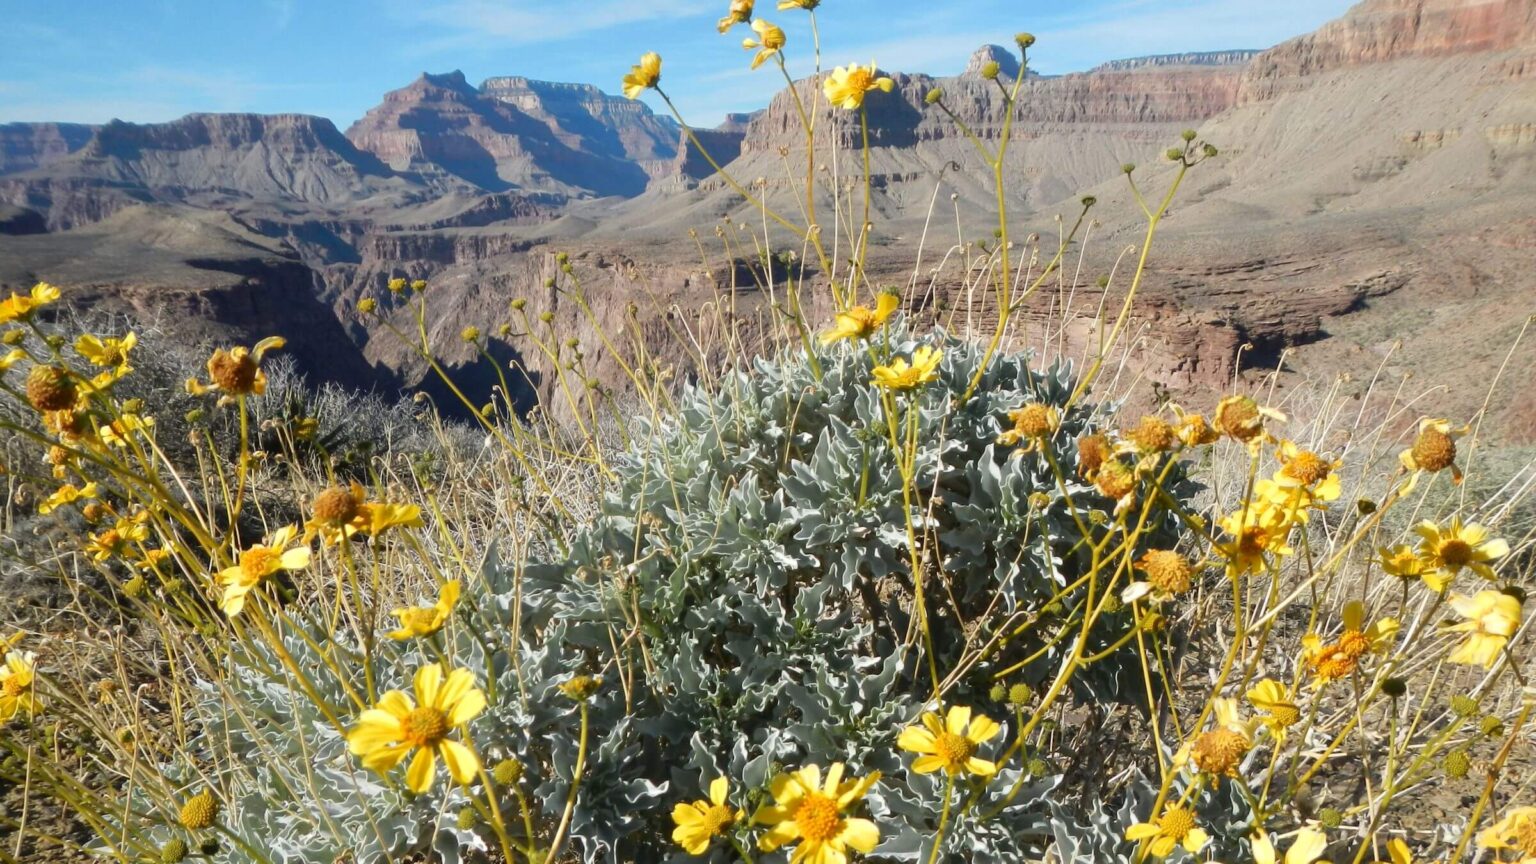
0,123,95,176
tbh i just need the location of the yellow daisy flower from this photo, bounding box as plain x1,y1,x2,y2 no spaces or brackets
1246,678,1301,736
1178,698,1260,777
388,580,461,640
0,650,40,721
996,403,1059,450
1171,405,1220,446
1217,503,1294,575
742,19,786,69
717,0,753,33
671,776,737,855
186,337,285,397
1399,417,1468,484
823,63,894,111
358,501,425,537
216,525,310,617
1379,544,1425,583
897,705,1001,776
1370,837,1414,864
99,413,155,449
1445,590,1523,669
38,482,98,515
1253,828,1329,864
0,282,61,324
1125,805,1208,858
871,345,941,390
1476,806,1536,861
75,332,137,374
753,763,880,864
1301,601,1399,685
1123,549,1195,605
347,663,485,794
821,293,899,344
1414,518,1509,590
622,52,662,100
85,514,150,562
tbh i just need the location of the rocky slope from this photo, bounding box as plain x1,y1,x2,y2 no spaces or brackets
0,123,95,176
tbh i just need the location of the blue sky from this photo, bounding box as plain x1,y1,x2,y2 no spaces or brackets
0,0,1354,129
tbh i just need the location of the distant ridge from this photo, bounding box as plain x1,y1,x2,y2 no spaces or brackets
1092,51,1261,72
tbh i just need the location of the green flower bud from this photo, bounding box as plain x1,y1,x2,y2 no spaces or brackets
981,60,1001,80
1481,715,1506,737
1181,129,1197,142
1356,498,1378,515
1081,195,1097,208
511,298,528,311
559,674,601,701
461,326,481,343
925,88,944,105
1444,748,1471,779
1026,758,1049,776
1317,808,1344,829
199,838,220,856
1203,143,1219,158
1015,32,1036,49
988,683,1007,703
493,757,524,786
1166,148,1184,162
456,809,477,830
1382,677,1408,698
357,297,377,314
1,329,23,345
1451,694,1480,717
539,311,555,324
410,279,428,292
388,278,408,294
544,277,557,289
160,838,188,864
1121,163,1136,174
1008,683,1033,706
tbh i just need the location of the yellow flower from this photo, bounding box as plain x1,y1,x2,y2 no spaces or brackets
754,763,880,864
178,790,221,830
672,776,737,855
742,19,785,69
823,63,894,110
75,332,137,374
1379,544,1425,583
0,348,24,373
1399,417,1468,483
1217,503,1294,575
1371,838,1415,864
304,483,366,545
821,293,899,344
1125,805,1208,858
717,0,753,32
1171,405,1220,446
347,664,485,794
187,337,285,397
897,704,1001,776
0,650,39,721
1260,440,1342,517
777,0,819,9
216,525,310,617
358,501,425,536
1445,590,1522,669
622,52,662,100
1253,828,1328,864
388,580,461,640
871,345,941,390
1213,394,1285,448
1477,806,1536,861
38,482,98,515
1414,518,1509,591
99,413,155,449
1246,678,1301,736
997,403,1059,449
1302,601,1399,685
85,514,150,562
1123,549,1195,605
0,282,61,324
1178,698,1259,776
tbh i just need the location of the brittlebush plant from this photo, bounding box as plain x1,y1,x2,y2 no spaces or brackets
1,7,1533,864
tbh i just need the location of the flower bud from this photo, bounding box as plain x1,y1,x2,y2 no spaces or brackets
1166,148,1184,162
1181,129,1197,142
924,87,944,105
1121,163,1136,174
1444,748,1471,779
1081,195,1097,208
1382,677,1408,698
357,298,377,314
1203,143,1219,158
511,298,528,311
1317,808,1344,829
461,326,481,343
410,279,428,292
1015,32,1036,49
388,278,407,294
539,311,555,324
981,60,1001,80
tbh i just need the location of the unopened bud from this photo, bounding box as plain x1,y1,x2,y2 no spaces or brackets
1015,32,1036,49
925,87,944,105
1181,129,1197,142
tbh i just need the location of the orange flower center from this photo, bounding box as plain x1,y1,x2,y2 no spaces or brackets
1,676,27,697
239,547,282,581
1190,728,1249,775
1096,462,1136,499
1129,416,1175,452
1267,703,1301,728
208,350,259,394
1283,451,1331,486
1514,818,1536,854
934,732,977,768
312,487,361,525
1140,550,1193,595
1438,539,1474,569
700,803,735,836
401,706,449,748
792,791,843,842
397,607,440,634
845,68,875,92
1215,397,1262,441
1237,526,1269,558
1412,429,1456,472
1158,806,1196,839
1311,642,1360,681
1077,434,1109,478
1337,629,1371,658
1010,404,1055,440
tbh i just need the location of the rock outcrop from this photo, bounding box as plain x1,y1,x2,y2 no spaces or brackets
479,76,679,181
